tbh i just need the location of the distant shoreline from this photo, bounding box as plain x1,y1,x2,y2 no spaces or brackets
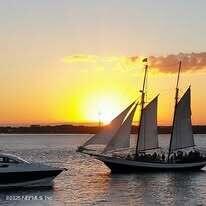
0,125,206,134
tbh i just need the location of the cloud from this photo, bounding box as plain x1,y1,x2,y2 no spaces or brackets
62,54,135,64
62,55,98,63
149,52,206,73
62,54,143,71
63,52,206,73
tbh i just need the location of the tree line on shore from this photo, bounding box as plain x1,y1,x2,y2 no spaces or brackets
0,125,206,134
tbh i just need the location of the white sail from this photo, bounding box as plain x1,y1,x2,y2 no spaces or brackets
103,103,137,153
137,96,159,152
170,87,195,152
82,100,136,147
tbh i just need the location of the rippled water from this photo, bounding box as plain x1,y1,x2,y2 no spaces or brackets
0,134,206,205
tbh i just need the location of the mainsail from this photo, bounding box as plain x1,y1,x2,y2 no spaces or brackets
82,100,136,147
137,96,159,152
103,103,138,153
170,87,195,152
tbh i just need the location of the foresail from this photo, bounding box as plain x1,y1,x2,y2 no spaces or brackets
170,87,195,152
103,103,137,153
82,100,136,147
137,96,159,152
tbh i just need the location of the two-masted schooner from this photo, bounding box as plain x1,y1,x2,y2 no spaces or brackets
77,60,206,172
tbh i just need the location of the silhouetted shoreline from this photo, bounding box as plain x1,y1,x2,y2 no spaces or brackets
0,124,206,134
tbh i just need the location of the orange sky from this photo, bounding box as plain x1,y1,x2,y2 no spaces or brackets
1,1,206,126
0,56,206,126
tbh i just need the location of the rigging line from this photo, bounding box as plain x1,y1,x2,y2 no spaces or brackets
144,68,149,151
135,64,148,156
167,61,182,161
145,67,148,104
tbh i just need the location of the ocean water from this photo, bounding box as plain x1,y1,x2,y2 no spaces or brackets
0,134,206,205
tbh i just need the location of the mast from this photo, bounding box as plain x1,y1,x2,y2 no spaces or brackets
98,111,102,128
135,59,148,156
167,61,182,161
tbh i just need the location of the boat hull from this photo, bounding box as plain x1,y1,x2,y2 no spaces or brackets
0,169,63,188
96,155,206,173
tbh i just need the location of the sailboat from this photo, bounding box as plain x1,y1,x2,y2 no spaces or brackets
78,60,206,172
77,100,137,154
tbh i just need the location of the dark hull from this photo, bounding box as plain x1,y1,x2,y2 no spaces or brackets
96,156,206,173
0,169,63,187
104,161,205,173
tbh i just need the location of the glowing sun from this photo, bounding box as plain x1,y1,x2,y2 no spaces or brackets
86,95,122,125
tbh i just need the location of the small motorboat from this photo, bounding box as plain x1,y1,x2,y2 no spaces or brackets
0,153,64,188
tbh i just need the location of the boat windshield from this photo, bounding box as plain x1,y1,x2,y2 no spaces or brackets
0,154,30,164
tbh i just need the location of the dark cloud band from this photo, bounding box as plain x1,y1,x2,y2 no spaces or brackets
148,52,206,73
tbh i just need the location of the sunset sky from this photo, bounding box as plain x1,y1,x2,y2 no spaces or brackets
1,1,206,126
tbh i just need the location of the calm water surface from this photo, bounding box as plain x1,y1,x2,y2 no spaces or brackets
0,134,206,205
